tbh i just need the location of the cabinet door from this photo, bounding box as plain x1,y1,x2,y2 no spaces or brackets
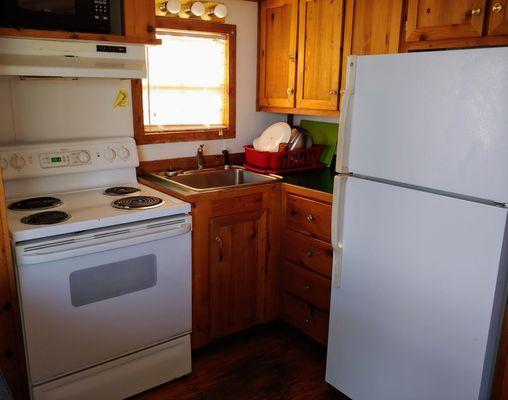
210,210,267,338
406,0,487,42
123,0,156,42
295,0,343,111
258,0,299,108
488,0,508,35
341,0,403,96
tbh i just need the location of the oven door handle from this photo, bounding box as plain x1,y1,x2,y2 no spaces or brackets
16,223,191,265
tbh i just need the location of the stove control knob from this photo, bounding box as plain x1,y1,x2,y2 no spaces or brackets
77,151,91,163
118,146,131,161
10,154,25,170
1,158,8,171
104,148,116,162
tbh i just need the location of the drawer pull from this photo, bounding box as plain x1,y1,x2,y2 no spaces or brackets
305,250,313,257
304,318,310,324
304,284,311,291
470,7,482,15
306,214,315,222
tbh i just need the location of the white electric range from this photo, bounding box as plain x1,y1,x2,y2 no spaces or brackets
1,137,192,400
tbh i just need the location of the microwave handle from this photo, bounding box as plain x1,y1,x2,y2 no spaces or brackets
17,223,191,265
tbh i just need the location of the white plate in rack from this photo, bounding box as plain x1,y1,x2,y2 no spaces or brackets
253,122,291,152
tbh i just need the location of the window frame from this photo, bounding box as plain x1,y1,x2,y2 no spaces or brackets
132,17,236,144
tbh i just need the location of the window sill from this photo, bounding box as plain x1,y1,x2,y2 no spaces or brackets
135,127,235,144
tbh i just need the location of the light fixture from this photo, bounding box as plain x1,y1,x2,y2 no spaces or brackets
208,4,227,18
186,2,205,16
159,0,181,14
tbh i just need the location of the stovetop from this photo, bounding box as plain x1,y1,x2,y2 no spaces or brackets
7,183,190,242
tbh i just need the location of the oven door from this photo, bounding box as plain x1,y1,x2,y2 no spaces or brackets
16,217,192,385
0,0,111,33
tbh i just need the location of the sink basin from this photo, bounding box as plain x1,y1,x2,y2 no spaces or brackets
152,166,280,192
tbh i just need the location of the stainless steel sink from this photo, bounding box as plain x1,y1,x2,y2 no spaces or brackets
152,166,280,192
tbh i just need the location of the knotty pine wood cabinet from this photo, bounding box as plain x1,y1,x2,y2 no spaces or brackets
0,171,28,400
341,0,404,93
258,0,344,116
405,0,508,50
139,177,281,349
281,184,333,344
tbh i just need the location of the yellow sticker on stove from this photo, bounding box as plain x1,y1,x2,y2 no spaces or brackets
113,90,129,108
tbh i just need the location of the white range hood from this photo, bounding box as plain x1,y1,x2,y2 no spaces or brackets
0,37,147,79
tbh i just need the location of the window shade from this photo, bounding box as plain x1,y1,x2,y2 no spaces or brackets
143,30,228,130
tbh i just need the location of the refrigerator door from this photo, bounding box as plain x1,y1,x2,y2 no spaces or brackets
327,176,508,400
337,48,508,203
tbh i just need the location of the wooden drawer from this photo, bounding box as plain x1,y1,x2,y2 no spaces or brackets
282,293,329,344
283,229,333,278
283,261,331,311
285,194,331,242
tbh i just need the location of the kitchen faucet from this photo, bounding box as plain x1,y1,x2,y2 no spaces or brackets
196,144,204,169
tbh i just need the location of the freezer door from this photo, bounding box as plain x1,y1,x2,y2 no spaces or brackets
337,48,508,202
326,177,508,400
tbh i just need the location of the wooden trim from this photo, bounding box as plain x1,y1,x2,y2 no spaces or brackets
259,105,339,117
0,172,28,399
132,18,237,144
137,153,246,174
492,308,508,400
406,33,508,50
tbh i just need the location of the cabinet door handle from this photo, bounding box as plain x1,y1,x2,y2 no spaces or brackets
304,284,311,291
305,250,313,257
330,89,339,95
214,236,223,262
470,7,482,15
287,88,295,95
307,214,315,222
147,25,155,33
304,318,310,324
492,2,503,13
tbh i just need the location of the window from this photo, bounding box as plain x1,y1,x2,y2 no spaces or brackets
132,19,236,144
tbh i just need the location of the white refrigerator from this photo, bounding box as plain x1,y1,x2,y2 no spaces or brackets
326,48,508,400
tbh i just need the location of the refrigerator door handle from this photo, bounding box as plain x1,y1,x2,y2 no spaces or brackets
336,56,357,174
332,175,347,288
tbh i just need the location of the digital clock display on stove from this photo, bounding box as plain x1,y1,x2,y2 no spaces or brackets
51,157,62,163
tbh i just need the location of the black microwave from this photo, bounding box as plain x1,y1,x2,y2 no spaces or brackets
0,0,123,34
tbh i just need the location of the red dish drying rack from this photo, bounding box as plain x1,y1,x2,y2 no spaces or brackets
243,145,326,174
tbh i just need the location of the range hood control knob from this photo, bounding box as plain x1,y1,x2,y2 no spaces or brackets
118,147,130,160
104,148,116,161
10,154,25,170
77,151,91,163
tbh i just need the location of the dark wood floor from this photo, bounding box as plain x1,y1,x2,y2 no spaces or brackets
133,322,350,400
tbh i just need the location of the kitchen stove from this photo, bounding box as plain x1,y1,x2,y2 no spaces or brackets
8,196,62,211
103,186,141,196
111,195,165,210
0,137,192,400
20,210,70,225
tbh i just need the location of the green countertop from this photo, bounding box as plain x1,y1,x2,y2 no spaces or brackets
281,167,336,194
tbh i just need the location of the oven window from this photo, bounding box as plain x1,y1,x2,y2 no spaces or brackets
69,255,157,307
17,0,76,15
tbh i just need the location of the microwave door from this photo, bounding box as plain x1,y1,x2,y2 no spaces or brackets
0,0,111,34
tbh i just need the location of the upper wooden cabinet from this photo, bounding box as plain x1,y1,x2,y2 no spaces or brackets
258,0,344,116
405,0,508,49
341,0,404,93
488,0,508,35
295,0,343,111
258,0,299,109
406,0,487,42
